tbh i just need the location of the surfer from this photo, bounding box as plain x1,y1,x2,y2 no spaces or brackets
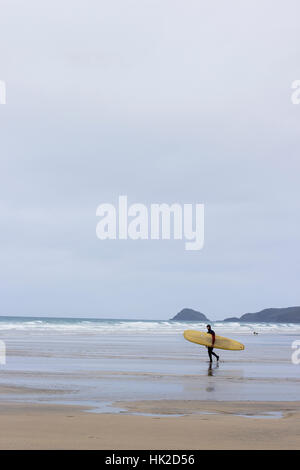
206,324,219,363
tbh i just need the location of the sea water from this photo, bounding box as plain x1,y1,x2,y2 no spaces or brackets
0,316,299,411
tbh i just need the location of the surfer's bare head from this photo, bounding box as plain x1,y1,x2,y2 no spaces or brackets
206,324,211,330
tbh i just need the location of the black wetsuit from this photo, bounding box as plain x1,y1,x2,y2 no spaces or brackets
207,329,219,362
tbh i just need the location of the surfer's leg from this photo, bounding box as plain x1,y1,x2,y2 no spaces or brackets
207,347,213,362
211,349,219,361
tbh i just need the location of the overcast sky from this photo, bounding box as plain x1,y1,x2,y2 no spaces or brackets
0,0,300,320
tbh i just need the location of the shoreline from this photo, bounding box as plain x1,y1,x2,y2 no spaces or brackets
0,400,299,449
114,399,300,417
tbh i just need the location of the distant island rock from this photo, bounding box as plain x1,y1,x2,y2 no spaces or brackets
170,308,210,321
224,306,300,323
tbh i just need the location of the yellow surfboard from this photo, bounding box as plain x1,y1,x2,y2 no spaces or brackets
183,330,245,351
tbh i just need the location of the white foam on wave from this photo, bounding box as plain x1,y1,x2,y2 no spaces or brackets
0,317,300,336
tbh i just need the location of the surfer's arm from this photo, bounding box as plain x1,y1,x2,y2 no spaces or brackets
211,332,215,346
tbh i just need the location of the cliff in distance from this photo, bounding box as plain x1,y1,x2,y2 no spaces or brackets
170,308,210,321
170,306,300,323
224,306,300,323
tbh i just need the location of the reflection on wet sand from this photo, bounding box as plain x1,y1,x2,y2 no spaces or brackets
207,362,219,376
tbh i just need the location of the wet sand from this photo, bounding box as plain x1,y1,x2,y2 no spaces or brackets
0,400,299,449
1,326,300,448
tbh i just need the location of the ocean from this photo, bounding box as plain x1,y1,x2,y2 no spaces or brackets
0,316,299,413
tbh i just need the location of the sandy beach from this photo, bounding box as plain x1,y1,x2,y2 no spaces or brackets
0,400,299,450
0,318,300,449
